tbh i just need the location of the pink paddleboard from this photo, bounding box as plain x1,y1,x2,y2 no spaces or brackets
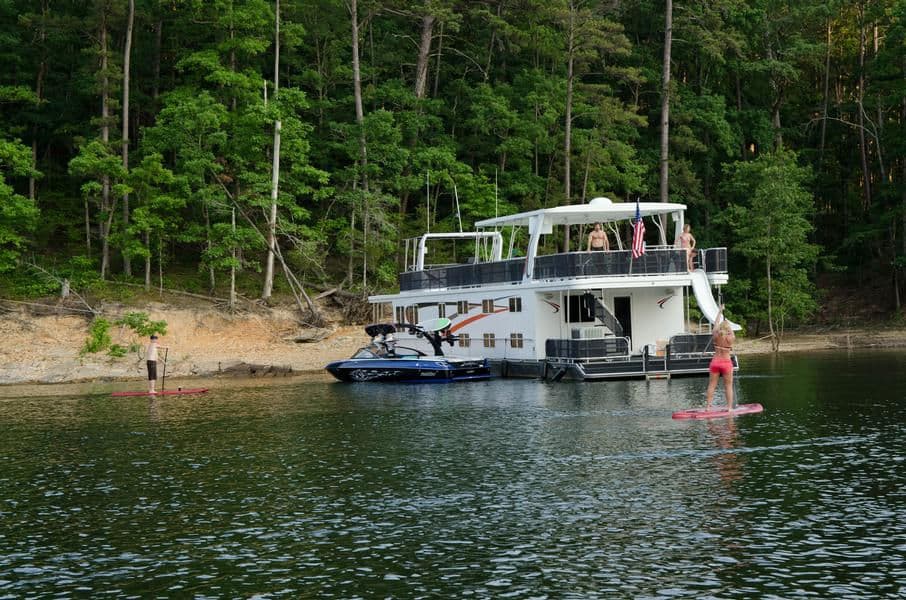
111,388,209,397
672,403,763,420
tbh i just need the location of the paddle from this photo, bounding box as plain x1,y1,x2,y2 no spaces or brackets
161,347,169,392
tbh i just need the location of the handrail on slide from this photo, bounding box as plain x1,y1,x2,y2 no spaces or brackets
689,269,741,331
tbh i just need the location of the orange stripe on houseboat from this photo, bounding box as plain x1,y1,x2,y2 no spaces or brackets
450,308,508,332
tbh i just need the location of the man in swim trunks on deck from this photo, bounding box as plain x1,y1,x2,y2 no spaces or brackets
587,223,609,252
706,305,735,411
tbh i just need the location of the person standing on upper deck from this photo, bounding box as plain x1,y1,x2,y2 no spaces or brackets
676,224,696,271
587,223,610,251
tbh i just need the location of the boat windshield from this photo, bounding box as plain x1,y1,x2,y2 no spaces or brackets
351,347,380,359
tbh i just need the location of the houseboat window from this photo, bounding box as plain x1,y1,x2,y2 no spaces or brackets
438,303,446,318
458,333,471,348
509,297,522,312
510,333,524,348
457,300,469,314
405,305,419,323
395,306,405,323
483,333,496,348
482,299,495,313
565,294,596,323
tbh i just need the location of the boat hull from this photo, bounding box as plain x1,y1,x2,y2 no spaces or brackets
326,357,491,383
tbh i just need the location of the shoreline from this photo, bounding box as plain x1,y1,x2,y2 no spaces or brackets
2,303,906,389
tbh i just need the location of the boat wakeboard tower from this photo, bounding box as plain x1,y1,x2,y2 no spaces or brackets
367,318,457,357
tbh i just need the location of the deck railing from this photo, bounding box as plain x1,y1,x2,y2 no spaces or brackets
398,248,728,292
544,337,631,360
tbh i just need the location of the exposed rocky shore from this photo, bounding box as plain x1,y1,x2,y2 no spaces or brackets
0,302,363,385
2,301,905,386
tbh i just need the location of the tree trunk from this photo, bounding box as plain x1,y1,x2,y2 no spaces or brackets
892,221,899,311
262,0,281,300
30,0,48,202
818,17,831,170
655,0,672,245
263,121,281,299
85,198,91,255
414,14,435,99
204,204,215,292
736,73,745,159
873,23,886,184
767,250,777,351
485,1,502,81
273,0,280,96
158,236,164,296
152,17,162,102
433,20,444,97
856,5,871,208
658,0,672,206
144,231,151,291
562,3,575,253
348,208,355,284
764,15,783,149
350,0,370,290
230,208,236,310
100,8,111,279
122,0,135,277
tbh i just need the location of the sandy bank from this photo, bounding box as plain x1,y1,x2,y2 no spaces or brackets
2,302,905,386
0,302,364,385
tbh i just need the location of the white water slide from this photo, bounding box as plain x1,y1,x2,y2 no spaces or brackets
690,269,742,331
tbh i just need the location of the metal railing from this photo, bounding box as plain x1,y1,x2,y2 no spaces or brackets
399,258,526,291
544,336,631,360
398,248,729,292
667,333,715,356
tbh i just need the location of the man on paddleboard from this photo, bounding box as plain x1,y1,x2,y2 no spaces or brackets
705,306,735,411
146,335,166,394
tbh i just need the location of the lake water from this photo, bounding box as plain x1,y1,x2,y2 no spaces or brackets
1,351,904,598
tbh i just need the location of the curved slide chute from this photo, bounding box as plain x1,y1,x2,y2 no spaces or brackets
690,269,741,331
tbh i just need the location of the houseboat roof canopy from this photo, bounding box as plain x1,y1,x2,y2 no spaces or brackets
475,197,687,229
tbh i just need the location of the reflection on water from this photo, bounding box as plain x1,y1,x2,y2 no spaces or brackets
0,351,904,597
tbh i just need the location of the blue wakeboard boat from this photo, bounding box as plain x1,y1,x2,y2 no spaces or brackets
325,321,491,383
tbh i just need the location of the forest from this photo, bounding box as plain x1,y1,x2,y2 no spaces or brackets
1,0,905,331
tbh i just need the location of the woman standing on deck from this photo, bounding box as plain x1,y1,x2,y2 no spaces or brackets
677,224,696,271
706,306,735,410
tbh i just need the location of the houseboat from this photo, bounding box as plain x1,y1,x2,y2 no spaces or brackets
369,197,740,381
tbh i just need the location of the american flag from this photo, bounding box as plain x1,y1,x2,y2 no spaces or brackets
631,200,645,259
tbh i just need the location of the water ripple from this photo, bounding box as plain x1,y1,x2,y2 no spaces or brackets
0,352,904,597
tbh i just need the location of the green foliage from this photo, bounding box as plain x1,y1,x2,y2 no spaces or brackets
81,318,112,355
107,344,128,358
720,150,820,341
115,312,167,338
57,256,101,291
0,270,57,298
0,137,40,272
0,0,901,318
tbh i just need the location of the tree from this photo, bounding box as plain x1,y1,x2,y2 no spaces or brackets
658,0,671,222
68,140,129,279
0,137,40,271
721,150,819,350
121,0,135,276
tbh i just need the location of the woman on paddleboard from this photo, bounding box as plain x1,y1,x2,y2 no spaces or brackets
706,306,735,411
